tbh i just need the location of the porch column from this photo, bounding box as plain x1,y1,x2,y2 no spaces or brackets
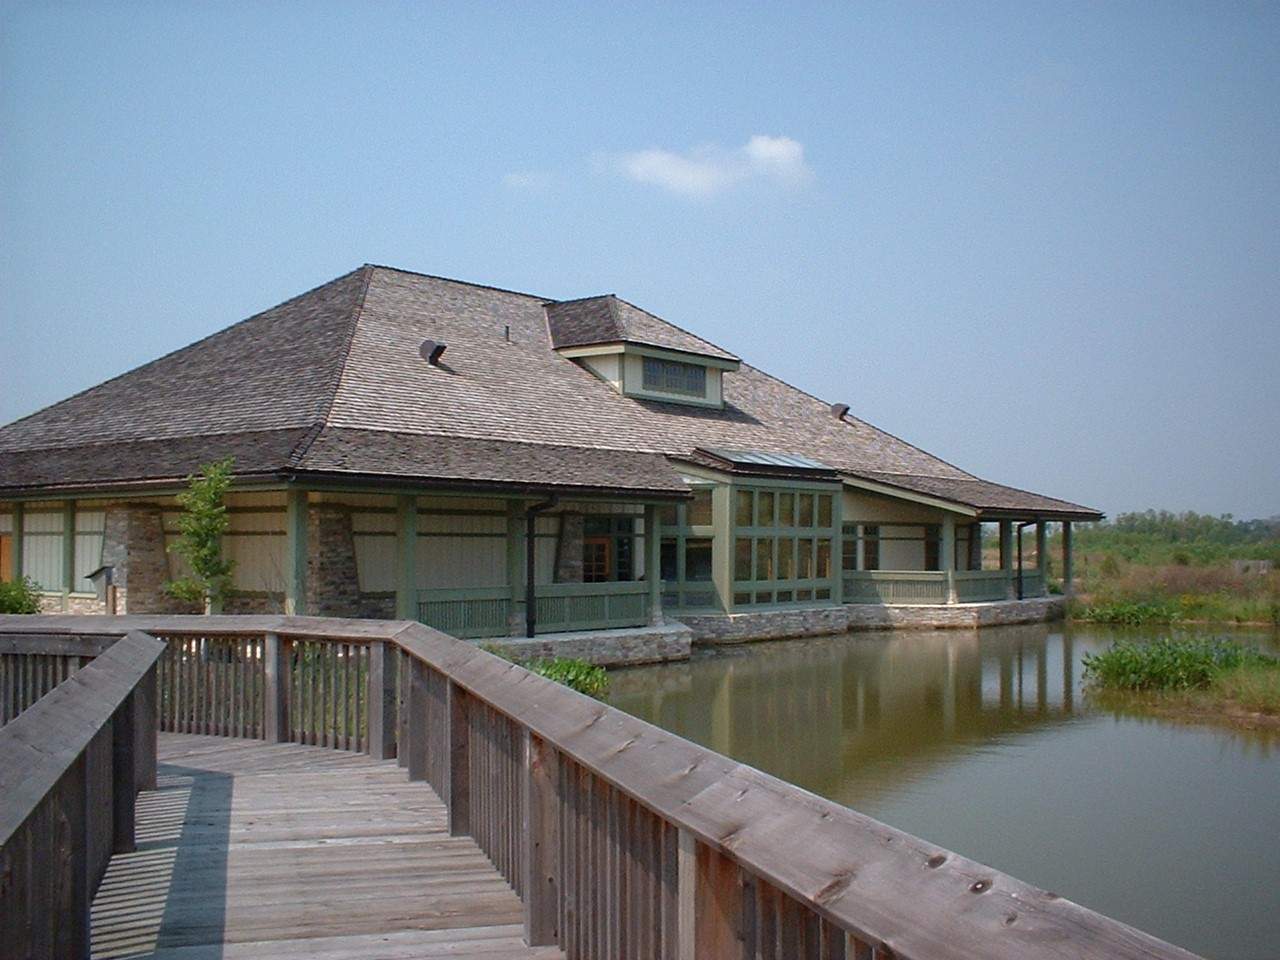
645,505,663,625
999,520,1015,599
1062,521,1074,598
1035,521,1048,579
970,522,982,570
395,495,417,621
940,514,956,603
831,490,845,603
506,501,525,635
285,488,308,615
11,502,23,581
62,501,75,608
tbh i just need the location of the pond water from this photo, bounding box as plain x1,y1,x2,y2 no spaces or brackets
608,623,1280,960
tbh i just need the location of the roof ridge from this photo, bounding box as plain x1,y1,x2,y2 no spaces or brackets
546,293,614,307
0,267,369,439
364,263,553,302
609,294,739,360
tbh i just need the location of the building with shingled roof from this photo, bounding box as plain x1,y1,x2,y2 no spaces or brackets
0,265,1100,650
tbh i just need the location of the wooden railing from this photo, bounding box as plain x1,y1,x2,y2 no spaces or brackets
0,615,1202,960
844,570,951,604
0,630,163,959
0,632,116,725
419,580,651,638
953,570,1013,603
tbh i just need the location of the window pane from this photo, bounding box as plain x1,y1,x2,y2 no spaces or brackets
659,503,678,527
796,588,812,602
660,538,679,581
642,356,707,397
734,592,752,606
778,538,795,579
816,538,832,578
799,494,814,527
688,489,713,526
778,492,794,527
685,538,713,581
815,588,831,600
798,538,813,578
735,538,753,580
776,590,793,603
842,536,857,571
755,538,774,581
757,491,774,527
736,490,753,527
817,494,833,528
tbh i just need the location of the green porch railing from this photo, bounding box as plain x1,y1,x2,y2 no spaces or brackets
953,570,1012,603
1015,570,1047,598
843,571,950,604
417,581,651,638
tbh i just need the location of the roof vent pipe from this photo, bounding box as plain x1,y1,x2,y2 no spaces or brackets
419,340,447,365
831,403,850,420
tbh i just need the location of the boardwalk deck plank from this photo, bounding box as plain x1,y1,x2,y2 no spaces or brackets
90,733,562,960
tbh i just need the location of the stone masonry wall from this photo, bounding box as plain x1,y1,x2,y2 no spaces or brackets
307,505,361,617
104,503,197,614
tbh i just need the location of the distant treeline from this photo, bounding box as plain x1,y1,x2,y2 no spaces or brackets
1068,510,1280,566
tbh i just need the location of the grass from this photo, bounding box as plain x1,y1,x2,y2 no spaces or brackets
481,645,610,699
1082,637,1280,723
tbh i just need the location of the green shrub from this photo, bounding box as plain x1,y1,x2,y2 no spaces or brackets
1074,599,1182,625
0,577,41,614
482,646,610,699
1082,638,1275,692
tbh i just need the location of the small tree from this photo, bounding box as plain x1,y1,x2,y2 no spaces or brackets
167,457,235,613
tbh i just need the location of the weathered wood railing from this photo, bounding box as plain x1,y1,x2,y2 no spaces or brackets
0,615,1202,960
0,632,117,725
0,630,162,959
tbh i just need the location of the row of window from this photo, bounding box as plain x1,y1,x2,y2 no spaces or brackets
642,356,707,397
735,489,833,529
841,523,975,572
734,536,833,583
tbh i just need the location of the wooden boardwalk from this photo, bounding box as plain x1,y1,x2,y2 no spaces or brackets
90,733,563,960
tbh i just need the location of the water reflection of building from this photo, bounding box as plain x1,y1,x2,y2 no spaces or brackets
609,623,1083,803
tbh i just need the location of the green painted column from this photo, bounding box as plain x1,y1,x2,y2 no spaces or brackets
645,504,662,624
395,495,417,621
12,501,24,580
62,501,75,605
1062,521,1074,598
1036,521,1048,578
506,500,525,635
711,483,733,612
940,513,956,603
831,488,845,604
970,523,983,570
999,520,1015,599
285,488,308,616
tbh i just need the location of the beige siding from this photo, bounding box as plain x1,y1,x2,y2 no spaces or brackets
225,508,286,592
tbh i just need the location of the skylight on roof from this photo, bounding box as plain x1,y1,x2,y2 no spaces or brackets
698,448,834,471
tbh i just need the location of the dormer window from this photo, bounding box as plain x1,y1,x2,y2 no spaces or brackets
642,356,706,397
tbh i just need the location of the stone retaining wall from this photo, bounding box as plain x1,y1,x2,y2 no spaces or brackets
479,622,692,667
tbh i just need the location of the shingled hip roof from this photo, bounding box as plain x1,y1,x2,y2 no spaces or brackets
0,264,1101,519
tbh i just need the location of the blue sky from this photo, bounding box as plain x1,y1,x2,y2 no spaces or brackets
3,2,1277,518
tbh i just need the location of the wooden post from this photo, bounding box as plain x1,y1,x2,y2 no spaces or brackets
110,690,138,855
263,633,289,743
694,837,740,956
367,641,398,760
940,514,956,603
406,656,428,781
62,501,75,609
522,731,559,946
396,495,417,621
445,680,470,836
677,828,696,960
645,504,663,625
284,488,308,616
1036,521,1048,579
1062,521,1074,598
506,501,525,635
66,752,91,959
970,522,983,570
999,520,1015,598
831,488,845,603
11,501,23,581
133,663,157,791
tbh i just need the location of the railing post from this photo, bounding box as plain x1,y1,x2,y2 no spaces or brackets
134,662,157,791
677,828,696,959
406,657,428,781
263,633,289,743
445,680,470,836
111,691,137,855
522,730,559,946
367,640,398,760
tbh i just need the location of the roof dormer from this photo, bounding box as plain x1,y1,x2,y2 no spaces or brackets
546,295,739,408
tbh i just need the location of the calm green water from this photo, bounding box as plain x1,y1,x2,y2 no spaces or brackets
609,623,1280,960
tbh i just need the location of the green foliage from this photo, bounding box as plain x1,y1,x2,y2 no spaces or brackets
1082,638,1275,692
166,457,236,610
482,645,610,699
0,576,41,614
1073,599,1182,625
1069,510,1280,567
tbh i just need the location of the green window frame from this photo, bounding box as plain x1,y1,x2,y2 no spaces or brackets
730,485,839,608
661,487,721,611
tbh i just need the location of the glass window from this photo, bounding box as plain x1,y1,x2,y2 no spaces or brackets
842,533,857,571
642,356,707,397
659,503,679,527
688,489,713,526
816,538,832,578
735,538,753,580
660,538,679,581
685,538,713,581
925,524,940,571
776,590,793,603
798,494,814,527
864,525,880,571
778,492,794,527
797,538,813,578
757,491,774,527
817,494,833,528
778,538,795,579
734,592,752,606
796,588,812,602
755,538,774,580
815,588,831,600
735,490,753,527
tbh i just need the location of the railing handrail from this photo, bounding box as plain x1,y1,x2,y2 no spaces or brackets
0,615,1201,960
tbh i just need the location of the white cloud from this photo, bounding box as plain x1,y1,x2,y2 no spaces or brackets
614,135,812,198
